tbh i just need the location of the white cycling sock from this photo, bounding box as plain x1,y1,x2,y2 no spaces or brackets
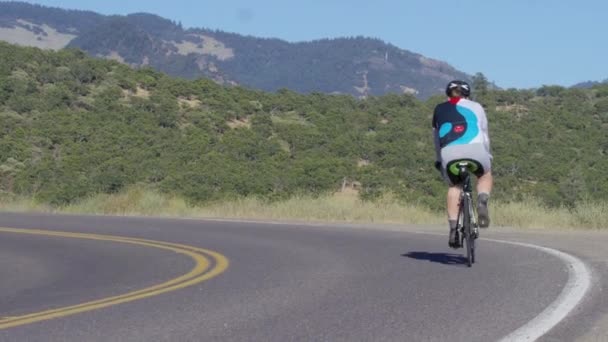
448,219,457,230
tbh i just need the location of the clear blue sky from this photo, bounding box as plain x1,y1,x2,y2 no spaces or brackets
17,0,608,88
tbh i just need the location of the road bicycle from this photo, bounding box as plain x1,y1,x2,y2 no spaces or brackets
449,160,480,267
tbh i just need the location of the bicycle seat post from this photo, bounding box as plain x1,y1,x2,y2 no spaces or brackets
459,166,472,193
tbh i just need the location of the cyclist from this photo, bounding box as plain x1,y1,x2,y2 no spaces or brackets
432,80,493,248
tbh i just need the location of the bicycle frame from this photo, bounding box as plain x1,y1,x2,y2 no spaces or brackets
456,165,479,266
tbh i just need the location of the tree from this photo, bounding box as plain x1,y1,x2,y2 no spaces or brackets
0,158,25,192
471,72,489,96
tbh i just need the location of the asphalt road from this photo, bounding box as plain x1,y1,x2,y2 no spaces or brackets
0,212,604,342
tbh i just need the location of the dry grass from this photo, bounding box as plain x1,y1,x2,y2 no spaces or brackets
133,87,150,99
63,188,442,225
357,159,371,167
0,194,52,213
271,112,310,126
60,188,191,217
227,118,251,129
170,35,234,60
492,199,608,230
1,188,606,230
106,51,125,63
0,20,76,50
192,192,442,225
178,96,202,109
495,104,529,113
0,188,441,225
122,86,151,100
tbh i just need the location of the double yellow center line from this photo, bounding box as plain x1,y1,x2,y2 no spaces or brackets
0,227,229,330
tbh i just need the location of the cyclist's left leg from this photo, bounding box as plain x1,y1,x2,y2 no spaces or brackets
447,185,461,221
441,150,465,247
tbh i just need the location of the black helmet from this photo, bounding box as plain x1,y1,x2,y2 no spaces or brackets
446,80,471,97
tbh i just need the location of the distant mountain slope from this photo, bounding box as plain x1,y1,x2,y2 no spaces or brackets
0,1,471,98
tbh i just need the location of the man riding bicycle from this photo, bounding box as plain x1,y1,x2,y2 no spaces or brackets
432,80,493,248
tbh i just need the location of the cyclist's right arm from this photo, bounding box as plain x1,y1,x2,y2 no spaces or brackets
477,104,492,158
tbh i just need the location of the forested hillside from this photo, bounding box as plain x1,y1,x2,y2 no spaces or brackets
1,42,607,209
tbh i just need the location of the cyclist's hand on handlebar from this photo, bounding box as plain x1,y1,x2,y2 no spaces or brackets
434,161,442,172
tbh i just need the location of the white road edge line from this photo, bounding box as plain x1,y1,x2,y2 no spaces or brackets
486,238,592,342
406,231,592,341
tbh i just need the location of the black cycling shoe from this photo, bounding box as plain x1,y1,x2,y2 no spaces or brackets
477,202,490,228
449,229,460,248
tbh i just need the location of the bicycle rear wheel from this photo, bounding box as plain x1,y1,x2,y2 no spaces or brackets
470,233,476,264
468,197,477,264
463,195,474,267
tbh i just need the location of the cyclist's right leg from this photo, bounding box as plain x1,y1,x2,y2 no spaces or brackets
477,170,493,193
447,185,462,248
475,147,493,227
476,171,492,228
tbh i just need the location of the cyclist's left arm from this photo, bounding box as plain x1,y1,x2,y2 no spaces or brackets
432,109,442,164
432,128,441,162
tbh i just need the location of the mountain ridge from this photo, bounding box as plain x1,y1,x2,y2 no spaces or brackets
572,79,608,89
0,1,471,98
